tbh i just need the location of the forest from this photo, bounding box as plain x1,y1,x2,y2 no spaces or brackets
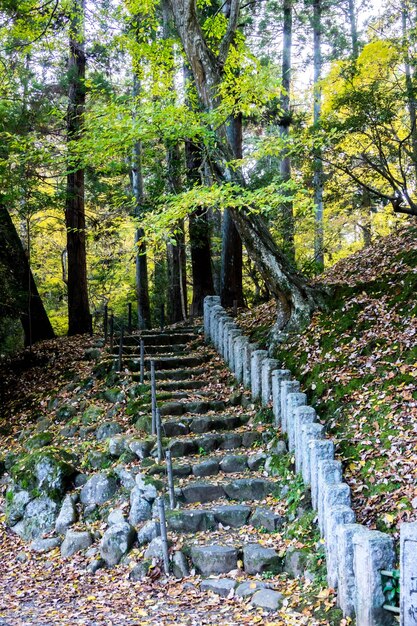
0,0,415,348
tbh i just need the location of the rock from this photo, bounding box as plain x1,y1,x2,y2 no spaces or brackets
219,455,248,474
159,402,184,416
250,508,285,532
103,388,125,404
83,504,99,520
61,530,93,557
212,505,251,528
144,537,171,560
114,467,136,490
24,432,54,452
181,482,225,503
129,488,152,526
243,543,281,575
82,405,103,424
83,348,101,361
242,431,262,447
269,440,287,456
95,421,122,441
87,558,105,574
129,560,152,581
5,489,31,525
135,475,158,501
56,404,76,422
100,522,136,566
220,433,242,450
223,478,272,501
137,520,160,545
200,578,236,597
108,508,126,525
108,435,128,457
74,473,88,487
172,551,189,578
10,448,75,497
190,545,238,576
283,547,306,578
236,581,268,598
166,510,214,533
55,494,78,534
12,497,58,540
87,450,112,470
251,589,284,610
30,537,61,553
247,453,267,471
16,551,28,563
80,473,119,506
129,439,154,459
192,459,219,477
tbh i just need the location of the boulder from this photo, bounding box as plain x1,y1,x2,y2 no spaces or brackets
129,439,154,459
190,545,237,576
95,421,122,441
236,581,268,598
129,560,152,581
283,547,306,578
108,508,126,525
251,589,284,611
55,494,78,534
212,505,251,528
243,543,281,575
166,510,214,533
129,488,152,526
250,508,285,532
192,459,219,477
172,551,189,578
200,578,236,597
5,489,31,525
100,523,136,566
61,530,93,557
12,497,58,540
181,482,225,503
135,475,158,501
108,435,128,457
144,537,171,560
30,537,61,553
247,453,267,471
223,478,272,501
137,520,160,545
80,473,119,506
220,455,248,474
10,448,75,497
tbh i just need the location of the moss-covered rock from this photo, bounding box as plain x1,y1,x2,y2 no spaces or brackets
82,404,103,425
10,447,76,498
56,405,77,422
134,415,152,433
102,388,124,404
24,431,54,452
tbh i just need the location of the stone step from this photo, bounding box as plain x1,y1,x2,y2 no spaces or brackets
146,450,267,478
110,344,189,356
186,542,281,576
136,414,249,438
179,477,274,504
166,429,265,458
137,367,206,382
166,505,284,533
158,380,206,392
124,332,197,346
144,355,208,370
159,400,227,417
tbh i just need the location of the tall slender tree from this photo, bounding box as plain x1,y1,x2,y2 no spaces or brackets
65,0,91,335
312,0,324,271
279,0,295,263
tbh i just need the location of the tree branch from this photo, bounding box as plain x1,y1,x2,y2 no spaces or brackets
219,0,240,65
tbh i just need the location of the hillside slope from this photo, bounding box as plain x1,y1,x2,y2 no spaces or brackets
239,223,417,537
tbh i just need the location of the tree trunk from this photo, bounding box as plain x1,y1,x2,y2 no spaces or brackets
185,135,215,316
132,76,151,330
221,113,244,308
0,205,55,345
168,0,324,330
65,0,91,335
313,0,324,271
279,0,295,264
402,2,417,182
347,0,358,60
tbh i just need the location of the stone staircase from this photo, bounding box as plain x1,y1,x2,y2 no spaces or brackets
123,323,286,601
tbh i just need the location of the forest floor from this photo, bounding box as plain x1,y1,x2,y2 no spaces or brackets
1,223,416,625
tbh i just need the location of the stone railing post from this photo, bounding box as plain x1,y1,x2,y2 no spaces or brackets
233,335,248,383
286,392,307,451
251,350,268,402
325,505,356,589
353,530,396,626
280,380,300,433
261,358,280,406
337,523,369,618
243,342,257,389
310,439,334,510
271,369,291,428
317,460,343,534
400,521,417,626
300,423,324,484
294,406,316,473
204,296,220,341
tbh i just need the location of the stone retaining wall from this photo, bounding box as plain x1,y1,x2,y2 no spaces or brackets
204,296,399,626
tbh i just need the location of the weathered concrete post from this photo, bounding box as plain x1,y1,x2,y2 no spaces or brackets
317,460,343,534
294,406,316,473
261,358,280,406
217,313,230,354
251,350,268,402
204,295,220,341
353,530,396,626
209,305,223,345
280,380,300,433
228,329,242,371
223,321,238,362
286,392,307,451
301,423,324,484
234,336,249,383
337,523,369,618
400,521,417,626
322,483,351,541
325,505,356,589
213,308,227,350
271,369,291,428
243,342,258,389
310,439,335,510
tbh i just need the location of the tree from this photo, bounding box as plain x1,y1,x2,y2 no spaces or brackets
312,0,324,271
168,0,323,330
65,0,91,335
0,205,54,345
